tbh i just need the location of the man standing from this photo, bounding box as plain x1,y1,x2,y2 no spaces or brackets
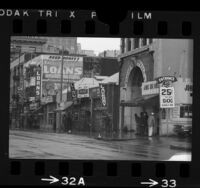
135,113,141,135
148,112,156,137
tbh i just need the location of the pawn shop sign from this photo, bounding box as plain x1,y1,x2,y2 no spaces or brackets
156,76,177,87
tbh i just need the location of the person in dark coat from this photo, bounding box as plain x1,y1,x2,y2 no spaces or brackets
135,113,141,135
62,114,67,132
143,112,149,136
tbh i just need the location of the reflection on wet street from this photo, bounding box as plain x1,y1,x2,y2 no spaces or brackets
9,130,191,160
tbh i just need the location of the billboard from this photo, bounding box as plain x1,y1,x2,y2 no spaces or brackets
42,55,83,82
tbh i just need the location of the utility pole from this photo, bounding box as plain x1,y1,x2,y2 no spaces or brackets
58,46,64,132
17,47,21,129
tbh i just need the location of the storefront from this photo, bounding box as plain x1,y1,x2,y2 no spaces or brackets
119,52,154,132
159,77,192,135
139,77,192,136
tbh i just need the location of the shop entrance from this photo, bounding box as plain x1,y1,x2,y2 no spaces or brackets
122,66,144,132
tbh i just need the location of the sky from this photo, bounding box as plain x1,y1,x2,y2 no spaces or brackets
77,37,120,55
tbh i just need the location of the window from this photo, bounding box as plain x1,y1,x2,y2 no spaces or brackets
48,112,54,125
161,109,166,119
121,39,125,53
180,104,192,118
134,38,139,49
142,38,147,46
73,112,79,121
128,38,131,51
80,110,86,120
149,38,153,44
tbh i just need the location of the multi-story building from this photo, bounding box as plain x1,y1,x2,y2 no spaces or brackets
38,37,78,54
119,38,193,136
98,50,120,58
10,36,78,128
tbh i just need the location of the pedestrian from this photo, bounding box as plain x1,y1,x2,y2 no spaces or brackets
153,113,159,136
135,113,141,135
104,113,111,137
148,112,156,137
143,112,148,136
62,114,67,132
67,112,72,133
140,112,144,135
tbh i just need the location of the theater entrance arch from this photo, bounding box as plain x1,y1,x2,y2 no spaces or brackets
121,62,146,132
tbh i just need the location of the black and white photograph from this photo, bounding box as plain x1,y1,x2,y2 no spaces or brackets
9,37,192,161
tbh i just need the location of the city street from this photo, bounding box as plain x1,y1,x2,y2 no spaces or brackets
9,130,191,160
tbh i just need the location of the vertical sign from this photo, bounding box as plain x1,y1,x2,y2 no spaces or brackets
35,66,41,100
70,83,77,101
100,85,106,107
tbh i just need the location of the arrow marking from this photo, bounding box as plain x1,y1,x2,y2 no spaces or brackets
41,175,59,184
141,179,158,187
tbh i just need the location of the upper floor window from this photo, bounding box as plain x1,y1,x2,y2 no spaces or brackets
142,38,147,46
121,38,125,53
134,38,139,49
149,38,153,44
127,38,131,51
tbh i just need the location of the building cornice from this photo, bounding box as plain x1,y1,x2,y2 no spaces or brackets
118,45,150,61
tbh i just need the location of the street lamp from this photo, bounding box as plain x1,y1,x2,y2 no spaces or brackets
58,46,64,132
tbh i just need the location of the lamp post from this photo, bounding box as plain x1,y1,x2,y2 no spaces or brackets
58,46,64,132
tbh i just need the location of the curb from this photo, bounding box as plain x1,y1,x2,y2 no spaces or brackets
95,137,137,141
170,144,191,151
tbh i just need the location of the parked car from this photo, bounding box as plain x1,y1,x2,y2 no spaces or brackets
173,125,192,138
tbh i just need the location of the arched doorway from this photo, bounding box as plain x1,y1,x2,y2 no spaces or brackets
124,66,144,131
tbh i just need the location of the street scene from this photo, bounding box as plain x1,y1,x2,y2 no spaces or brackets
9,37,192,160
10,130,191,160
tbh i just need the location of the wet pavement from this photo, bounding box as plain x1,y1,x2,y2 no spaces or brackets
9,129,191,160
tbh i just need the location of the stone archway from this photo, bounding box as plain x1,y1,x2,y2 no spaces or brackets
123,66,144,131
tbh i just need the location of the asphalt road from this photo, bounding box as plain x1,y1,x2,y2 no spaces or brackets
9,130,191,160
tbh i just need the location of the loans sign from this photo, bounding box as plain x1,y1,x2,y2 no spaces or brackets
42,55,83,81
160,87,175,108
35,67,41,100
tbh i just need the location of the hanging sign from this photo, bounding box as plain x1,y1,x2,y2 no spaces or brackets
160,87,175,108
156,76,177,87
70,83,77,101
100,85,106,107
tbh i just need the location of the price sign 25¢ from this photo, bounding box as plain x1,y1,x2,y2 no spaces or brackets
160,87,175,108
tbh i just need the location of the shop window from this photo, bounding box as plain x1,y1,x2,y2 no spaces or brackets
180,104,192,118
80,111,86,120
48,112,54,125
161,109,166,119
73,112,79,121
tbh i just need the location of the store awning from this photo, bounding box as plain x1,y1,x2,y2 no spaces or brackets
55,101,73,111
120,94,159,107
32,106,43,113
